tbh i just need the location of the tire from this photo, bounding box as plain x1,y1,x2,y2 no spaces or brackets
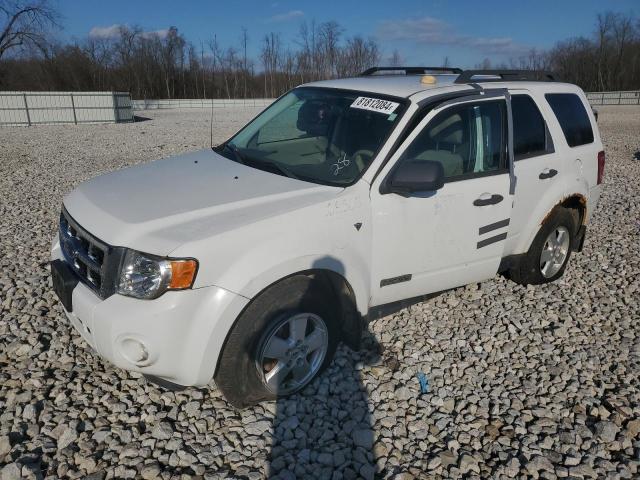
509,207,576,286
214,274,340,408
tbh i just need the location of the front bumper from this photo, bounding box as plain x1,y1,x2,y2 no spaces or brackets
51,237,249,386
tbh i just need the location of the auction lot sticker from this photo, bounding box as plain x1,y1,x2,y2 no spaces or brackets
350,96,399,114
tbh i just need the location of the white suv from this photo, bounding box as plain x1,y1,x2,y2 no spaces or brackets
51,68,605,407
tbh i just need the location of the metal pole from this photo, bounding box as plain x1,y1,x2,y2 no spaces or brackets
70,93,77,125
23,93,31,126
112,92,119,123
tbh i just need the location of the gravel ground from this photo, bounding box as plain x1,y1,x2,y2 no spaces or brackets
1,105,639,480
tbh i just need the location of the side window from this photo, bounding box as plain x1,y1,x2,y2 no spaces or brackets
545,93,594,147
401,100,506,180
512,95,550,160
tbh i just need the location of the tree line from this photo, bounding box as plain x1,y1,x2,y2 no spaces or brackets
488,11,640,92
0,2,638,98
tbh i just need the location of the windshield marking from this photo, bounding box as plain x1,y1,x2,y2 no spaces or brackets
350,96,400,114
331,154,351,176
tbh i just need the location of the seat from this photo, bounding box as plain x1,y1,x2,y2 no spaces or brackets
413,116,465,177
416,150,464,177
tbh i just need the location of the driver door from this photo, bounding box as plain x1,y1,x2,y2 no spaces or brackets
370,94,514,306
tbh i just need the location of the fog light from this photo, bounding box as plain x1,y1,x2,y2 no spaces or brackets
120,337,150,365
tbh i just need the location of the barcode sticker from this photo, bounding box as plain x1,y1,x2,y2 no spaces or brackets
350,96,399,115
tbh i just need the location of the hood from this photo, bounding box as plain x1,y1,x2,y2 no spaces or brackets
63,149,340,255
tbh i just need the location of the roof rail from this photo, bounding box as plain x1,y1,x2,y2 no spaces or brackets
361,66,463,76
454,69,557,84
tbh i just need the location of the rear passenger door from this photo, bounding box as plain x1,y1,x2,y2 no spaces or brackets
545,92,599,187
504,91,559,254
370,94,513,306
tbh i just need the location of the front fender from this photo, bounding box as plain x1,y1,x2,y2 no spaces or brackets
225,253,371,316
173,185,373,315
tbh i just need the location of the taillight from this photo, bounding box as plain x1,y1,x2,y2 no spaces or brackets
597,151,605,184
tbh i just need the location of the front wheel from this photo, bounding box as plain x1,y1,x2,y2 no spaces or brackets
214,275,340,408
509,207,576,285
255,312,329,396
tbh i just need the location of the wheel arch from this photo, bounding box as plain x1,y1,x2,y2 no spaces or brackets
557,193,587,229
212,265,364,377
517,192,587,255
234,254,370,314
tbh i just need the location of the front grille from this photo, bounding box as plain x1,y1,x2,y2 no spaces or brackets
59,209,112,297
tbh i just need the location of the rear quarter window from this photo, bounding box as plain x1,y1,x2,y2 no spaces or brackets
512,95,550,159
545,93,594,147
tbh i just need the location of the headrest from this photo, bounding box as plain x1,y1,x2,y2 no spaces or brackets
430,113,463,144
297,100,334,136
442,129,463,144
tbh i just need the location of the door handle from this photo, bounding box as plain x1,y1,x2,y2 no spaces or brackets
539,168,558,180
473,194,503,206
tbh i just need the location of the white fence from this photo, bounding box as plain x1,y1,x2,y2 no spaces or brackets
132,98,275,110
586,91,640,105
0,91,133,126
2,90,636,126
132,93,639,110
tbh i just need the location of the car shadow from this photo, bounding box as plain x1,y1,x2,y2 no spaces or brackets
264,258,382,479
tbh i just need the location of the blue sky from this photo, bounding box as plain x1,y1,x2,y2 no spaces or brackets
56,0,638,67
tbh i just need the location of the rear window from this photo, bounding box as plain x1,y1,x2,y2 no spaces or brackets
512,95,549,159
545,93,594,147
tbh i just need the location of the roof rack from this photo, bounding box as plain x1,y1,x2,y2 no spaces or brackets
454,69,557,84
360,66,463,76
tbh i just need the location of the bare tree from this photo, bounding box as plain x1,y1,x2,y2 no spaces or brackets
610,12,634,87
2,12,639,98
241,27,248,98
261,32,281,97
318,21,342,78
596,12,613,90
200,40,206,98
208,35,220,97
476,58,492,69
337,35,379,76
0,0,57,60
387,49,402,67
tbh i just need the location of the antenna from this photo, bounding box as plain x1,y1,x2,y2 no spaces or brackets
210,94,214,149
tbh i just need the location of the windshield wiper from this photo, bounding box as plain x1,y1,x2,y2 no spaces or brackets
245,157,299,180
219,143,299,180
222,142,245,164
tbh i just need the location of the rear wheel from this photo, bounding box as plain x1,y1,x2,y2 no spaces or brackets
539,226,571,278
214,274,340,408
509,207,576,285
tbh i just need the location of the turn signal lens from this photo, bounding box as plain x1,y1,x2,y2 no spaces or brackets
169,259,198,289
117,250,198,299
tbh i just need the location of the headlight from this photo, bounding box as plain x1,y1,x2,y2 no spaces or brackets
117,250,198,299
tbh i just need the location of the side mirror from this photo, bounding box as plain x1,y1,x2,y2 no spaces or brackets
385,159,445,195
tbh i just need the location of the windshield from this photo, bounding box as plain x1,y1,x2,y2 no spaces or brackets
217,87,407,186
